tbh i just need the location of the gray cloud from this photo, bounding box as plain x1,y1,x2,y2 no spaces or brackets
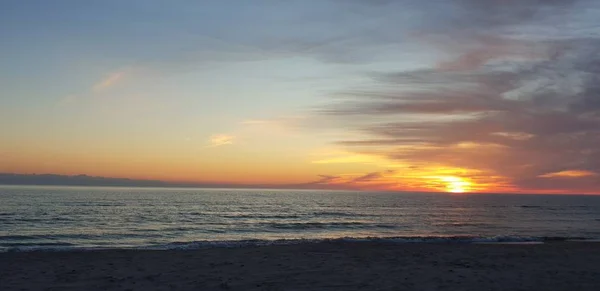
352,170,396,182
352,172,383,182
312,175,342,184
316,0,600,192
450,0,578,28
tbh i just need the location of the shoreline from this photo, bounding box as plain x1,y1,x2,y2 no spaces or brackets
2,241,599,290
2,235,598,253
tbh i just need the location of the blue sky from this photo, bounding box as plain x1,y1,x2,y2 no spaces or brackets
0,0,432,134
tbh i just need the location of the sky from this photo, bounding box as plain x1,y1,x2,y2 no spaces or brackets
1,0,600,194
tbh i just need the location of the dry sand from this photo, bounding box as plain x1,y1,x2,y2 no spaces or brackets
1,242,599,291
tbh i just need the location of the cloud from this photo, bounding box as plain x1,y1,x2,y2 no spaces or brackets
313,174,342,184
272,0,579,65
539,170,598,178
92,70,127,91
208,134,235,147
55,68,139,106
314,0,600,193
352,170,395,183
352,172,383,182
298,171,400,190
436,36,555,71
38,0,599,193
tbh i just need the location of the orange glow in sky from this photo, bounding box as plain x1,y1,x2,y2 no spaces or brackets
439,176,472,193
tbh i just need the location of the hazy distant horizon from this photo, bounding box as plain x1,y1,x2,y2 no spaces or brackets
2,173,599,195
0,172,358,192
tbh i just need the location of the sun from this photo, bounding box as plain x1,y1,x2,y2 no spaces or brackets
439,176,471,193
448,183,466,193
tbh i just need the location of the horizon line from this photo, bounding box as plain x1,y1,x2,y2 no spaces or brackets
0,172,598,196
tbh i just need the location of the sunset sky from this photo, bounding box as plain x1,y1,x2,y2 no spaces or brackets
2,0,600,193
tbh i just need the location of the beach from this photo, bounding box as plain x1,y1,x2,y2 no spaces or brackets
2,241,599,291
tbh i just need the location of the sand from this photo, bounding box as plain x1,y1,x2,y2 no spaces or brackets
1,242,600,291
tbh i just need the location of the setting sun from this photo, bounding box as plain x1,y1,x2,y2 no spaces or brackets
439,176,472,193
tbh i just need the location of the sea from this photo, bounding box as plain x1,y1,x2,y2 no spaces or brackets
1,185,600,252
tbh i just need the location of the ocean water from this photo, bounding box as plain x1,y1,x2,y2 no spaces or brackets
1,185,600,251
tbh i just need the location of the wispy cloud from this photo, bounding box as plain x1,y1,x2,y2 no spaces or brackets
298,170,400,191
352,171,393,183
55,69,133,106
92,70,127,91
208,134,235,147
539,170,598,178
313,0,600,193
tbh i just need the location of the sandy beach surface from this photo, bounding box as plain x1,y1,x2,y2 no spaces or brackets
1,242,599,291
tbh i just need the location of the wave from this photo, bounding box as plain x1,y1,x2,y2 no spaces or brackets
265,221,396,230
1,236,596,253
432,222,492,227
191,212,372,219
519,205,593,210
312,211,372,217
221,214,302,219
0,232,161,241
0,242,76,247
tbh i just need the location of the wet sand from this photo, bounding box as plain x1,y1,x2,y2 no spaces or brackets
1,242,599,291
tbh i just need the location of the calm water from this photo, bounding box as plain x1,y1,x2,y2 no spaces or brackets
1,186,600,251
